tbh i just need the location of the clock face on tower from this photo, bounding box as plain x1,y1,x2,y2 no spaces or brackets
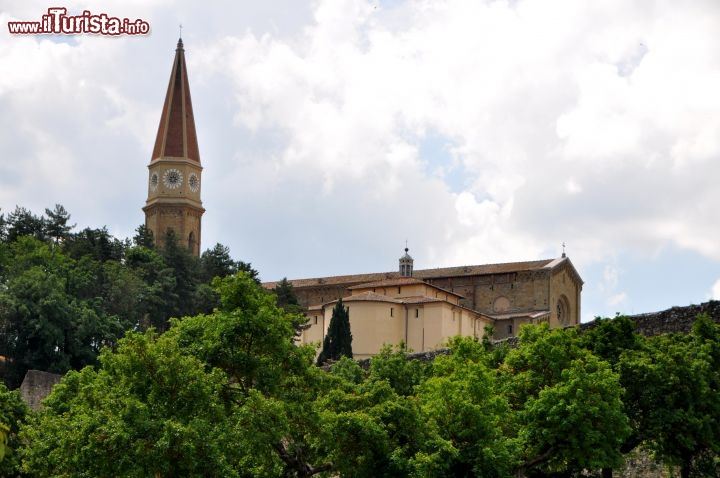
149,172,159,191
163,168,183,189
188,173,200,192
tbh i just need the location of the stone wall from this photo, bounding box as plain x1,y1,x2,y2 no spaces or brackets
629,300,720,335
580,300,720,336
20,369,62,411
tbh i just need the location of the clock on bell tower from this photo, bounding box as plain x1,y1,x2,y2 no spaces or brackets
143,38,204,256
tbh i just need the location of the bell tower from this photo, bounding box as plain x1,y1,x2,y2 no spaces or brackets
399,246,414,277
143,38,204,256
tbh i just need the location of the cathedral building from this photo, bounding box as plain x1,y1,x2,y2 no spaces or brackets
141,42,583,356
266,250,583,357
143,38,204,256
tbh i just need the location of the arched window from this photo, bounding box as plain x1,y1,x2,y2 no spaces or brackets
188,231,196,252
556,295,571,326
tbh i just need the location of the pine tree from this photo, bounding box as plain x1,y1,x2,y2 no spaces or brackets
133,224,155,249
44,204,75,245
273,278,299,309
317,298,352,365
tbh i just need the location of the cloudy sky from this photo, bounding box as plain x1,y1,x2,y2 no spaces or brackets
2,0,719,321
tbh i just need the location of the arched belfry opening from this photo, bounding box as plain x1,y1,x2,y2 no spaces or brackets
188,231,196,252
399,247,414,278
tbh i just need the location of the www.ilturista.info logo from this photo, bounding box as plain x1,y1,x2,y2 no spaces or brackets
8,8,150,35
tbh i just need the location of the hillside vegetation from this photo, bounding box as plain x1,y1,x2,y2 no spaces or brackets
1,206,719,477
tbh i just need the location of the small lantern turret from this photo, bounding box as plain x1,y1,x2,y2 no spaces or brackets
399,246,414,277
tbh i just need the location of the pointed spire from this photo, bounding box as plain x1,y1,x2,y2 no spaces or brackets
151,38,200,162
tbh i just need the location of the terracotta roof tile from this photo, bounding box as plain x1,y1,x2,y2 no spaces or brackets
415,259,555,279
337,292,404,304
490,310,550,321
151,38,201,163
396,296,445,304
348,277,425,289
264,258,560,289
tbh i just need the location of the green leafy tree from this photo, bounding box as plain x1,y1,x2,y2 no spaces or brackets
579,314,645,478
500,324,630,476
122,245,177,330
21,330,244,477
618,315,720,478
21,272,334,477
63,226,127,262
0,237,127,387
329,355,366,384
416,337,517,477
317,364,453,477
368,344,428,396
519,355,630,476
160,229,200,324
317,298,352,365
196,243,246,313
171,272,313,398
0,383,28,476
101,259,149,331
580,315,641,366
165,272,332,476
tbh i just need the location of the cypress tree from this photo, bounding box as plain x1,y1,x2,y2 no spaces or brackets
317,298,352,365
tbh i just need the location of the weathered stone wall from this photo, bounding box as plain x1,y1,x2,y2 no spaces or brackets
20,369,62,411
612,450,677,478
580,300,720,336
629,300,720,335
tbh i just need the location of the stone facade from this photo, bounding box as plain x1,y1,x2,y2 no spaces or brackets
266,255,583,345
19,370,62,411
307,278,493,359
144,202,203,254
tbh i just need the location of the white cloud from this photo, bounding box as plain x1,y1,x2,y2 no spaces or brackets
602,265,620,291
607,292,628,308
711,280,720,301
2,0,720,318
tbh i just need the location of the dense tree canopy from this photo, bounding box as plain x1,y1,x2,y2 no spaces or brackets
0,205,248,387
2,206,720,477
0,383,27,475
20,272,329,477
21,271,700,478
500,324,630,476
617,315,720,478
